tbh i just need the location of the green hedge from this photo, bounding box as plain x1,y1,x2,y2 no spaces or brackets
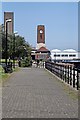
21,58,31,67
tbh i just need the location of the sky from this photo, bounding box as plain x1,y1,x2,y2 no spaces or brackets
2,2,78,51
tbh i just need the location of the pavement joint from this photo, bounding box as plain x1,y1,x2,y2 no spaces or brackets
2,68,78,118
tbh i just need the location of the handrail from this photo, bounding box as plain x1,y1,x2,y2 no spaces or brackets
45,61,80,90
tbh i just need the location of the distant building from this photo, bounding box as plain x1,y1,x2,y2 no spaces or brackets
31,25,50,61
36,25,46,49
4,12,14,34
50,49,78,62
35,46,50,60
31,47,37,60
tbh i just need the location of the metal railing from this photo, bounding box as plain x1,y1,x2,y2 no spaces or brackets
45,61,80,90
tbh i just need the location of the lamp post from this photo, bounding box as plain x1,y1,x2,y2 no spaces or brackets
13,32,18,69
5,19,11,67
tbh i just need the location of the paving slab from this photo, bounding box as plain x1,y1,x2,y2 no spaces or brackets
2,68,78,118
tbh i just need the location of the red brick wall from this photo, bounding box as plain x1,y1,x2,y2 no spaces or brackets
4,12,14,34
37,25,45,43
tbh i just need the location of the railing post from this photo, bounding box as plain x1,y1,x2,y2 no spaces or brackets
58,64,59,77
62,65,64,81
45,61,46,69
67,65,69,84
70,66,72,86
53,63,55,73
77,69,79,90
52,63,53,73
65,65,67,82
54,63,56,75
73,67,75,88
61,65,63,80
45,61,79,90
59,66,60,78
51,62,52,72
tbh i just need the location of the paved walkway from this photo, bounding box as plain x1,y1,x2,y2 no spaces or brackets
2,68,78,118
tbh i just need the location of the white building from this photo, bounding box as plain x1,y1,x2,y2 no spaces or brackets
50,49,78,62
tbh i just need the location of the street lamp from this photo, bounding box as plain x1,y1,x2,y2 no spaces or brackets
13,32,18,69
5,19,11,68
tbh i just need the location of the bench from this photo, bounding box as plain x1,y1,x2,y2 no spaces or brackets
2,62,13,73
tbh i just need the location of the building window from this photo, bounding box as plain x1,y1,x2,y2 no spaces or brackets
61,54,68,57
64,55,68,57
54,54,60,57
69,54,76,57
73,55,76,57
57,55,60,57
54,55,56,57
62,55,65,57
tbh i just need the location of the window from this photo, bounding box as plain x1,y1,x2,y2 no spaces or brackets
61,54,68,57
62,55,65,57
54,54,60,57
72,55,76,57
64,55,68,57
57,54,60,57
69,54,76,57
54,55,56,57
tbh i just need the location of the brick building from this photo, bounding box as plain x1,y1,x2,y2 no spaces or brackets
4,12,14,34
31,25,50,61
36,25,46,49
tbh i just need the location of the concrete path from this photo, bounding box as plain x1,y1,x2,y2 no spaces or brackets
2,68,78,118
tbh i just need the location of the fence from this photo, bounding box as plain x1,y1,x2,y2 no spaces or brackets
45,61,80,90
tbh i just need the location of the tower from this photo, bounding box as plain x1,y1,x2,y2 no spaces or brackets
36,25,46,49
4,12,14,34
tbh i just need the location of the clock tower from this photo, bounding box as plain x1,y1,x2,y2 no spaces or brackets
36,25,46,49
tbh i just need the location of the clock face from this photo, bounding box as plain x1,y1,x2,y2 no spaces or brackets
40,30,43,34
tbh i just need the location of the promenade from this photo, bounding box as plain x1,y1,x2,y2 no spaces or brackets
2,67,78,118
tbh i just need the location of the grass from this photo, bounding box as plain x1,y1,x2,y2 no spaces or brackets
0,65,10,85
0,65,20,86
0,59,18,63
62,83,78,100
13,67,20,72
45,68,78,100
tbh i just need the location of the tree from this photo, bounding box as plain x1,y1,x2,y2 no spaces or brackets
15,35,31,59
1,25,32,67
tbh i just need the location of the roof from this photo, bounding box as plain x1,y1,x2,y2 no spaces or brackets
63,49,76,52
31,47,37,51
37,46,50,52
51,49,61,52
51,49,77,53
